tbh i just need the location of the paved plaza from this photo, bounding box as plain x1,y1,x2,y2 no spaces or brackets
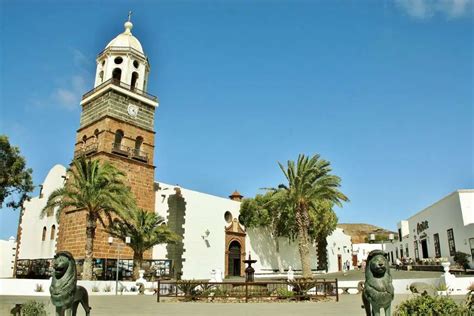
0,294,468,316
320,268,471,281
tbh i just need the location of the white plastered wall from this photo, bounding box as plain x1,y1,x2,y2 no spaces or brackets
17,165,65,260
0,237,17,278
246,227,352,274
385,190,474,267
153,182,241,280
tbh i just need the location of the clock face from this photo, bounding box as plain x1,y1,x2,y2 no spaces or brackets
127,104,139,118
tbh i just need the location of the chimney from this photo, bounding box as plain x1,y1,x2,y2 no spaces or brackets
229,190,243,202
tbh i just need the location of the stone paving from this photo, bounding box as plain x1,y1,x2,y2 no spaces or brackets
0,294,468,316
320,269,471,281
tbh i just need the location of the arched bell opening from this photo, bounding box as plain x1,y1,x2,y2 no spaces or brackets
112,68,122,83
131,72,139,90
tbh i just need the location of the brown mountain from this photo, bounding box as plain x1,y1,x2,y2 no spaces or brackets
337,223,397,244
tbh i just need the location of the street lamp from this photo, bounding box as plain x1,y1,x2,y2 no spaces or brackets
108,236,131,295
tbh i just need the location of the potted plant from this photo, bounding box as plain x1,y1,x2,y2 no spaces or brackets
436,283,449,296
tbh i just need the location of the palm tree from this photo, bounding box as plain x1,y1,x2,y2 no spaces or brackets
42,157,134,280
276,154,348,278
106,208,180,279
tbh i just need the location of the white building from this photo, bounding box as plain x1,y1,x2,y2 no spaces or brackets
0,237,17,278
16,164,352,279
384,190,474,267
351,243,383,266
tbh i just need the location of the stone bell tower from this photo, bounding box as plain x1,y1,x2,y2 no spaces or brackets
56,17,158,262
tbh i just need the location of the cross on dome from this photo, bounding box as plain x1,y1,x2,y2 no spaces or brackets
124,11,133,35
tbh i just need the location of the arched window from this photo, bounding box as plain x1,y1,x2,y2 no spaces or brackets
99,71,104,83
50,225,56,240
114,130,124,149
42,227,47,241
131,72,139,90
112,68,122,82
135,136,143,152
94,129,99,142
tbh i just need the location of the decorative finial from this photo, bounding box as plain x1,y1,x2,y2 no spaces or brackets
124,11,133,35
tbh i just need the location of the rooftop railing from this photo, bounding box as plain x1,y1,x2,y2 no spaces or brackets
82,78,157,102
74,143,98,158
111,142,149,163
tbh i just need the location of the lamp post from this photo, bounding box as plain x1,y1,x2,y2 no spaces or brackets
108,236,131,295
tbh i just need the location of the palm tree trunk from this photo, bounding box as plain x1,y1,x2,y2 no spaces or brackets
316,234,328,272
83,213,97,280
133,252,143,280
296,208,312,278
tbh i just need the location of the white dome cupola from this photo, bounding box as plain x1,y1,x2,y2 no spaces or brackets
94,14,150,92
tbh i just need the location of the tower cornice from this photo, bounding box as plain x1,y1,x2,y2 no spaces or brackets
80,79,158,108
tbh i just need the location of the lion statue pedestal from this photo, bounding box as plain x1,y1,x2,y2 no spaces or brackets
361,250,394,316
50,251,91,316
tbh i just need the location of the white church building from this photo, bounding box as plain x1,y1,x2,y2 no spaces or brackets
15,164,353,280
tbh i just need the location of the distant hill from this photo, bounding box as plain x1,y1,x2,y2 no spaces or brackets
337,223,397,244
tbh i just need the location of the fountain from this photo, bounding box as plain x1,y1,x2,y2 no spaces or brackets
243,252,257,282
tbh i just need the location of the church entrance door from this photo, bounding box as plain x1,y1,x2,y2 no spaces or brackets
228,241,241,277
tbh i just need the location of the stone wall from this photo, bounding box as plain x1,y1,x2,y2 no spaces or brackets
80,90,155,132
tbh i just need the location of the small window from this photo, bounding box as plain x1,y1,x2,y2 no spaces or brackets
101,60,105,66
94,129,99,141
99,71,104,83
434,233,441,258
447,228,456,256
42,227,47,241
135,136,143,151
114,56,123,64
114,130,124,147
224,211,232,223
50,225,56,240
133,60,139,68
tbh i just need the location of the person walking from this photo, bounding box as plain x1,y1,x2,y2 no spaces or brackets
395,257,402,271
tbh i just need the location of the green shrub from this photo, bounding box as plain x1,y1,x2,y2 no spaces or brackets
176,280,201,301
395,294,467,315
211,286,228,297
21,300,47,316
454,252,471,271
275,287,294,299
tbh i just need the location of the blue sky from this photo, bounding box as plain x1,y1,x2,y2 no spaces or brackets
0,0,472,239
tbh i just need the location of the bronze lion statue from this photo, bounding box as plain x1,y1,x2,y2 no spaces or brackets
361,250,394,316
50,251,91,316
